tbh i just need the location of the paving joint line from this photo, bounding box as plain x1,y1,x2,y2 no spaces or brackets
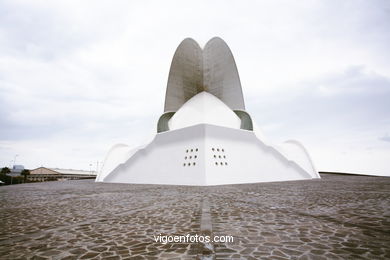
198,197,215,260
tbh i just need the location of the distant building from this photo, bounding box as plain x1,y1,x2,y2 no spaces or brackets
29,167,96,182
31,167,97,176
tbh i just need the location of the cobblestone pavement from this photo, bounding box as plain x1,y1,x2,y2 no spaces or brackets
0,173,389,259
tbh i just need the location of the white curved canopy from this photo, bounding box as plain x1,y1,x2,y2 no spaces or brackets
168,91,241,130
164,37,245,112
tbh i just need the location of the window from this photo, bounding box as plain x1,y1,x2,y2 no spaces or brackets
184,146,201,168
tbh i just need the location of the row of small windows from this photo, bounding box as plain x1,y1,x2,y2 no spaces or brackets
215,162,228,166
183,162,196,166
184,162,228,166
184,148,198,167
185,155,197,160
184,147,228,167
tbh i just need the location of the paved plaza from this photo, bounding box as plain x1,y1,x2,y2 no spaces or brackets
0,173,389,259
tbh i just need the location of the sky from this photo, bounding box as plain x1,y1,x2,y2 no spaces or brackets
0,0,389,176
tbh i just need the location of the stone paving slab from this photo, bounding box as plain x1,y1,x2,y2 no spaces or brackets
0,174,389,259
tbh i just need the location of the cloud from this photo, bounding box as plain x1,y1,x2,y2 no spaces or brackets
248,66,390,137
379,134,390,143
0,0,389,175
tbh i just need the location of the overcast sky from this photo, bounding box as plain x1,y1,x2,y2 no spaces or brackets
0,0,389,176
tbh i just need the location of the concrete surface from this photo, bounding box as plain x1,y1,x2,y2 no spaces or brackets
0,173,389,259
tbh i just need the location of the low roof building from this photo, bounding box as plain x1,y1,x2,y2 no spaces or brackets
31,167,97,176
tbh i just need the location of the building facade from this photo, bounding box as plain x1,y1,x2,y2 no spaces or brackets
96,37,320,185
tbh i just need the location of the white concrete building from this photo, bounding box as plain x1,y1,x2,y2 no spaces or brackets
96,37,320,185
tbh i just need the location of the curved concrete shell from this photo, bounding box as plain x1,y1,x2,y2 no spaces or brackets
233,110,253,131
164,38,203,112
280,140,320,178
164,37,245,112
157,112,175,133
203,37,245,110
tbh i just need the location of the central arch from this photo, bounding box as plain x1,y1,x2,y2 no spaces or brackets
164,37,245,112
